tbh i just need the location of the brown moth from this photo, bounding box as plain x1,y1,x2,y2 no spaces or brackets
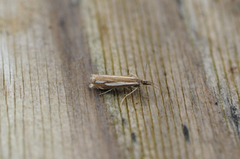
89,74,154,105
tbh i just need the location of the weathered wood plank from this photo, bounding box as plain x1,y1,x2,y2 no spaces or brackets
0,0,240,158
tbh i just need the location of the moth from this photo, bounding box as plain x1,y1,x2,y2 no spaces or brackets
89,74,157,105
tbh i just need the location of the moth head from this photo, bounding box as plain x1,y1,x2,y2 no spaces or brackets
141,79,152,85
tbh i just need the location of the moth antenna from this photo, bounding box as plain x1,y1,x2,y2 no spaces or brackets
143,62,148,79
151,82,160,91
99,89,113,95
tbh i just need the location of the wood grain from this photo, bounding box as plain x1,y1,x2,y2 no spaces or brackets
0,0,240,158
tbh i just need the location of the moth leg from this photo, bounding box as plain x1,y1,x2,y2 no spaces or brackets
125,87,132,91
97,86,104,89
99,89,113,95
128,70,138,77
120,87,138,106
125,86,136,92
129,73,138,78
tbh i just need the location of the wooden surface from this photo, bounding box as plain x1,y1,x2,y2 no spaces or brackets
0,0,240,158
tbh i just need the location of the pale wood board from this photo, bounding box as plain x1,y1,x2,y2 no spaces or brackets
0,0,240,158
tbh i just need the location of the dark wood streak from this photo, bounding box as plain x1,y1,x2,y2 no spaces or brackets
48,0,120,158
